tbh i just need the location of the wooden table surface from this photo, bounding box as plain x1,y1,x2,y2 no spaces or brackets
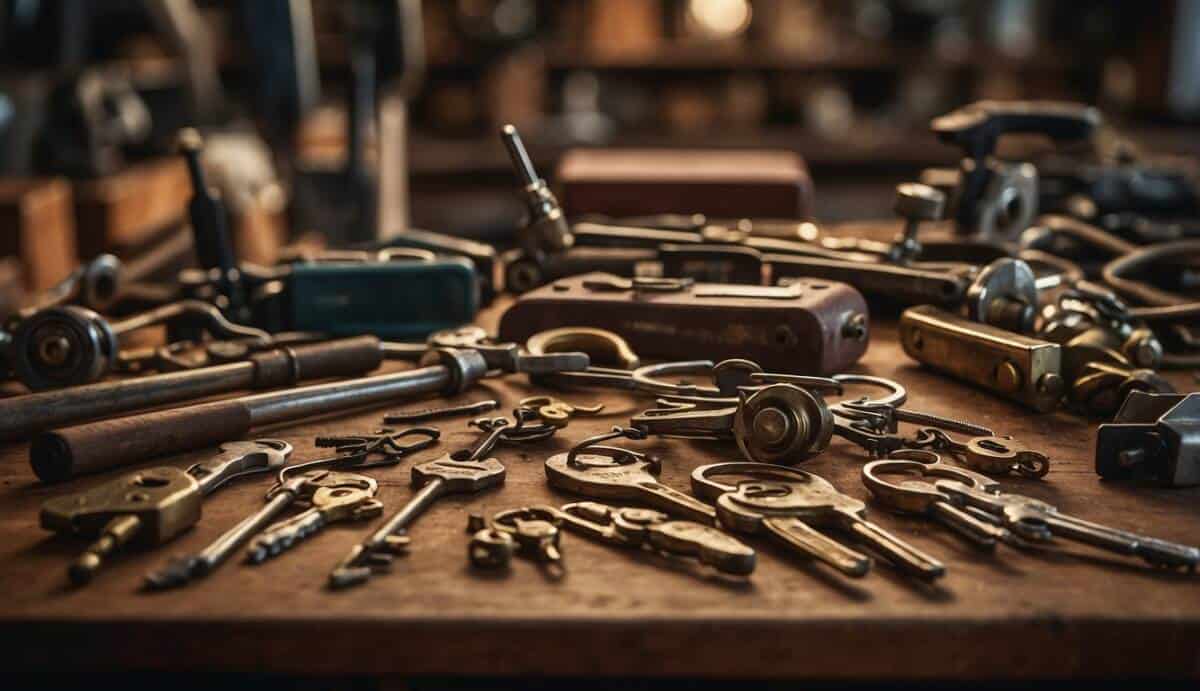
1,300,1198,680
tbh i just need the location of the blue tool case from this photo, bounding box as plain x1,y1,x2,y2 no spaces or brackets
287,256,479,340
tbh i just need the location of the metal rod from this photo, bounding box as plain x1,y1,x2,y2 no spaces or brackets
29,350,486,483
0,336,385,442
501,124,538,187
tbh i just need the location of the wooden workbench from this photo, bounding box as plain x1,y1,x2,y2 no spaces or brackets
1,303,1198,681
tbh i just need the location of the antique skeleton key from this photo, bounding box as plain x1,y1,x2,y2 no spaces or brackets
912,428,1051,478
247,484,384,563
544,428,716,523
145,469,375,589
329,412,552,588
861,450,1016,549
561,502,756,575
692,462,946,580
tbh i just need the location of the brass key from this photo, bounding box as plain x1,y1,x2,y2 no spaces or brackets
913,428,1051,478
246,485,383,563
145,469,376,589
545,428,715,523
692,462,946,580
862,450,1016,549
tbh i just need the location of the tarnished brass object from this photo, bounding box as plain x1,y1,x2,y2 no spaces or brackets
525,327,640,369
900,305,1064,412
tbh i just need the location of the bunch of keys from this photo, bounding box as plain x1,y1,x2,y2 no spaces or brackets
42,440,292,586
328,409,558,589
145,427,438,589
691,462,946,581
862,451,1200,569
468,502,756,577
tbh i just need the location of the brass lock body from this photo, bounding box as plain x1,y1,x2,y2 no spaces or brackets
40,467,203,545
900,305,1065,412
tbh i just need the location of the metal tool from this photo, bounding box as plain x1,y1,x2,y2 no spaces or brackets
544,427,716,523
28,348,494,482
900,305,1065,412
1096,391,1200,487
145,470,379,589
179,128,245,319
9,299,271,390
930,466,1200,569
908,428,1051,478
691,462,946,580
143,427,437,589
767,184,1051,323
861,450,1019,549
501,123,573,290
3,253,122,328
384,400,500,424
1101,239,1200,369
248,484,384,563
40,439,291,585
519,395,605,428
925,100,1099,240
0,335,388,442
328,411,555,588
385,324,591,376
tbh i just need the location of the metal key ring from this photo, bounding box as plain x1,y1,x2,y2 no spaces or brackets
861,450,999,513
690,461,816,502
829,375,908,411
566,426,652,468
631,360,724,398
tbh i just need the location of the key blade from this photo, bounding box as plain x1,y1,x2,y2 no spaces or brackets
845,516,945,580
763,517,871,577
1133,537,1200,570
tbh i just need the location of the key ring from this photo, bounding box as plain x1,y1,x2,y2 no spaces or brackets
274,427,441,484
689,461,814,496
565,426,653,468
471,408,559,443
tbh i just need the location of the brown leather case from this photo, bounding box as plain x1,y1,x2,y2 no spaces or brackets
556,149,815,219
497,272,868,375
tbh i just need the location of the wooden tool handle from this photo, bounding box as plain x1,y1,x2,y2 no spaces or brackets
30,400,252,483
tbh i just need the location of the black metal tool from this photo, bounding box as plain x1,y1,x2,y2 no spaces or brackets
926,100,1100,240
9,299,270,390
178,128,245,318
1096,391,1200,487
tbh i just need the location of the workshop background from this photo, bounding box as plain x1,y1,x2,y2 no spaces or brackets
2,2,1199,691
0,0,1195,297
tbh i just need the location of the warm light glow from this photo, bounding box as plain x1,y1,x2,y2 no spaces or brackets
686,0,753,39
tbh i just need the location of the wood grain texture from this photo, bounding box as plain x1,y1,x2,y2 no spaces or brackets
0,289,1197,679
